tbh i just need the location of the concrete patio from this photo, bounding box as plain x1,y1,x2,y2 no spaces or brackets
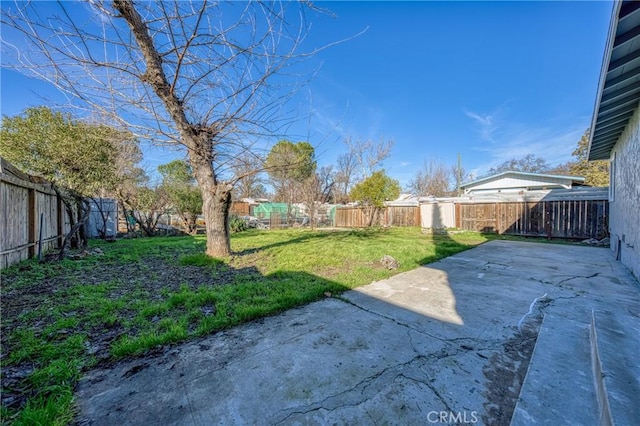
74,240,640,425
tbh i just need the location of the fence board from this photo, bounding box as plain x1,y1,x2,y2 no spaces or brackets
230,201,250,216
1,158,72,269
456,200,608,239
334,207,384,227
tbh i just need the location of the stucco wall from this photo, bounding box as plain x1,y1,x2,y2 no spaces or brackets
610,103,640,281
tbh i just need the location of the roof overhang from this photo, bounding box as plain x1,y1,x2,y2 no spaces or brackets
588,1,640,160
461,171,585,190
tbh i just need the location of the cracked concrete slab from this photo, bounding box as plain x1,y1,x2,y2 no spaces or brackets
74,240,640,425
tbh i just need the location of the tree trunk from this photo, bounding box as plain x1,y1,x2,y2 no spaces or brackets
185,129,234,257
59,197,90,260
202,183,233,257
367,206,378,227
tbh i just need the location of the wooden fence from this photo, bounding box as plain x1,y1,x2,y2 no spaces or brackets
334,199,608,240
1,158,71,268
334,206,421,228
455,200,609,239
230,201,250,216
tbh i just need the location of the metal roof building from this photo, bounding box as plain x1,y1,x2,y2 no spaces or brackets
460,171,586,195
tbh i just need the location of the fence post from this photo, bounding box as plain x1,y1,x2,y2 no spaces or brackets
28,188,36,257
544,202,552,240
57,194,64,247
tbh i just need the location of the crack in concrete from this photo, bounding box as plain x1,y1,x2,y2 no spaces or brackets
418,373,455,413
556,273,599,285
334,295,447,343
530,273,600,290
272,354,428,424
272,295,520,424
273,336,505,424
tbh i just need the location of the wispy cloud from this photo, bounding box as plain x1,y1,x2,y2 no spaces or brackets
465,110,498,142
465,106,586,175
464,105,510,143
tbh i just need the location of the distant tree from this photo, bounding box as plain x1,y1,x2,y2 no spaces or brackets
113,159,151,234
345,136,395,180
333,152,358,203
544,161,574,176
569,129,609,187
122,185,170,237
299,165,335,228
333,136,394,203
350,170,400,227
487,154,550,176
230,155,268,200
0,106,127,258
451,154,472,196
407,160,452,197
266,140,316,204
158,160,202,234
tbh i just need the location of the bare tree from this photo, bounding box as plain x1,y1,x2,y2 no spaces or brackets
121,185,170,236
334,152,358,203
231,154,268,200
407,159,452,197
345,136,395,181
486,154,550,176
332,135,394,203
2,1,346,257
300,165,334,228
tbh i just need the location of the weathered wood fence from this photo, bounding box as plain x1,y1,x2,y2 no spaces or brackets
334,199,608,240
334,206,421,228
1,158,71,268
230,201,250,216
455,200,609,239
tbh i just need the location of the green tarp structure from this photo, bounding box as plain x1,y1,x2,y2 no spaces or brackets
253,203,301,219
328,205,337,224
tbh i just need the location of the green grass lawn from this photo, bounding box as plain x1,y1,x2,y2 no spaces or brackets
1,227,492,424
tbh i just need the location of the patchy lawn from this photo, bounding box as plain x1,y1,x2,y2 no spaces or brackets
1,227,491,424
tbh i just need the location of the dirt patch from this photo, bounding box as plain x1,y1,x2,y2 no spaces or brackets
481,319,542,425
0,248,266,413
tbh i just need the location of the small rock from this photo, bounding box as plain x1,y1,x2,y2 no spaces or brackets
380,255,399,270
201,305,216,316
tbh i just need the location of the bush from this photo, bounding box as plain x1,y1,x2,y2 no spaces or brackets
229,215,248,233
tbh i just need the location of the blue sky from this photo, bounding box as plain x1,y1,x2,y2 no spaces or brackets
1,1,613,187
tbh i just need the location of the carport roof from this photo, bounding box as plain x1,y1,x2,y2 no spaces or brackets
589,1,640,161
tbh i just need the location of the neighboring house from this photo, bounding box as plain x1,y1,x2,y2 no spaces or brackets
460,171,586,195
588,1,640,280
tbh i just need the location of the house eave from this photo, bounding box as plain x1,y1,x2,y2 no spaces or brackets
588,1,640,161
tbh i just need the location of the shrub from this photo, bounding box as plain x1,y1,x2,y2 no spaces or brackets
229,215,248,233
